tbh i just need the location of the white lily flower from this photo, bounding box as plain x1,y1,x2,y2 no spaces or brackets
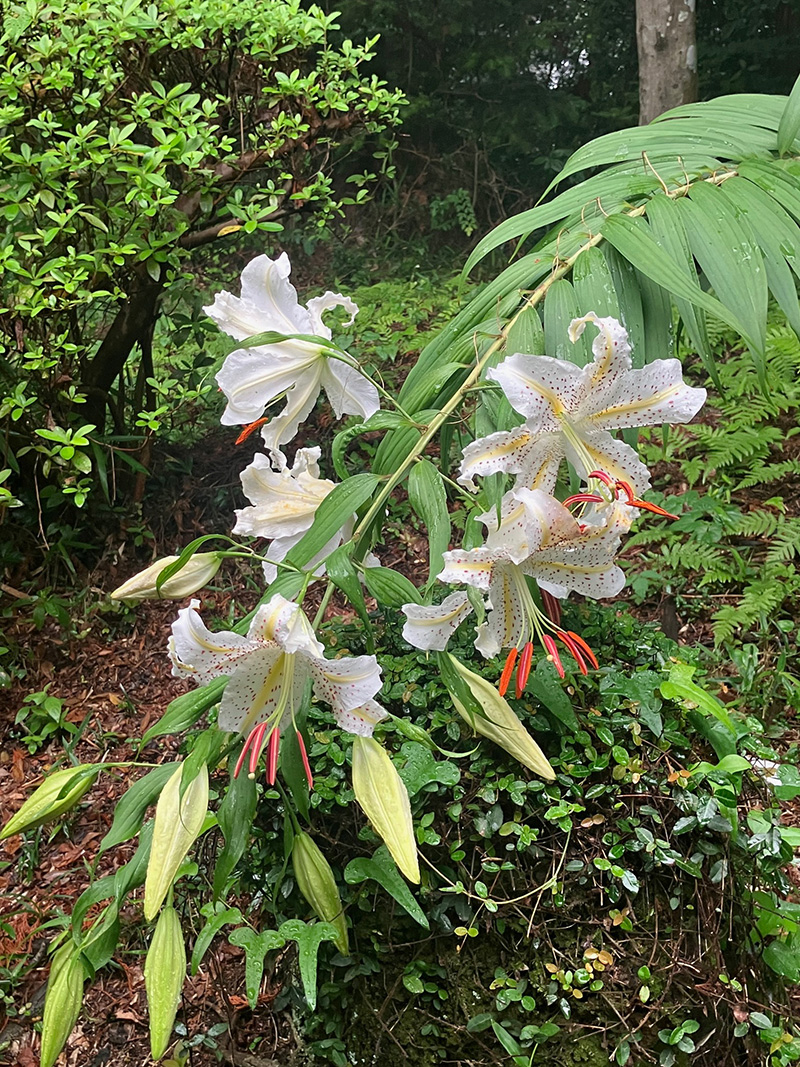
459,312,706,495
440,488,631,661
206,253,379,450
401,592,474,651
233,447,345,582
169,595,382,784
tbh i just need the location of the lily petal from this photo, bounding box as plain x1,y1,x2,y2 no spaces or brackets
203,253,313,341
217,647,304,734
321,355,380,422
169,599,259,683
440,546,498,592
233,449,335,540
563,428,652,495
458,428,564,494
307,291,359,334
588,358,707,430
311,654,384,714
217,346,322,428
569,312,632,384
488,353,585,426
259,364,326,452
401,592,474,651
334,698,388,737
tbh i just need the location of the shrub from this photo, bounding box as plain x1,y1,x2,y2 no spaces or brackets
0,0,403,514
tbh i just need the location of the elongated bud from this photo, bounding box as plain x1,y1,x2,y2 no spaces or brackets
351,736,419,883
1,765,98,840
144,763,209,921
446,655,555,780
110,552,223,602
40,948,85,1067
292,832,349,955
144,905,186,1060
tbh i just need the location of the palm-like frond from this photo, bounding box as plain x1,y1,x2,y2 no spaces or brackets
392,81,800,430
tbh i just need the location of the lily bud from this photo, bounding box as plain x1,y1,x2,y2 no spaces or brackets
1,765,98,840
144,905,186,1060
352,736,420,883
447,655,556,781
110,553,223,602
292,831,349,955
144,763,209,921
40,948,85,1067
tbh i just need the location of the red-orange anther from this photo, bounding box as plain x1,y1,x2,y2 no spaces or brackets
516,641,534,697
235,417,269,445
499,647,519,697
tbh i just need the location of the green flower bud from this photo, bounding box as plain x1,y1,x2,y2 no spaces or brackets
110,552,223,602
144,905,186,1060
144,763,208,921
40,949,85,1067
352,736,419,883
292,831,349,955
447,655,555,780
1,765,98,840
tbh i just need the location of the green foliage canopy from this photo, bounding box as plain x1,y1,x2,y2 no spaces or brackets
0,0,403,509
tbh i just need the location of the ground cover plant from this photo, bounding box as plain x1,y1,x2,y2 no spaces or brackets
3,79,800,1067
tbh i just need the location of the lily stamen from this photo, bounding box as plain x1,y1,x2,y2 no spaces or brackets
296,730,314,789
266,728,281,785
235,417,269,445
515,642,535,698
499,647,519,697
541,634,565,678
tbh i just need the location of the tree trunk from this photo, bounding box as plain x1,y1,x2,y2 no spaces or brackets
83,272,164,430
636,0,698,125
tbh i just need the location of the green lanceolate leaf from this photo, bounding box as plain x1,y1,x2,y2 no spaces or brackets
505,302,545,355
644,194,713,378
573,245,621,325
362,565,422,607
601,213,754,349
141,678,226,745
718,177,800,337
325,542,373,647
603,244,647,368
285,473,379,570
331,411,409,479
191,902,244,975
544,279,590,365
212,767,258,900
100,763,179,853
408,458,451,582
344,845,429,928
679,181,767,368
777,72,800,156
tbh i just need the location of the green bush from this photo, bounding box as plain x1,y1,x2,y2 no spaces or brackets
0,0,403,515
